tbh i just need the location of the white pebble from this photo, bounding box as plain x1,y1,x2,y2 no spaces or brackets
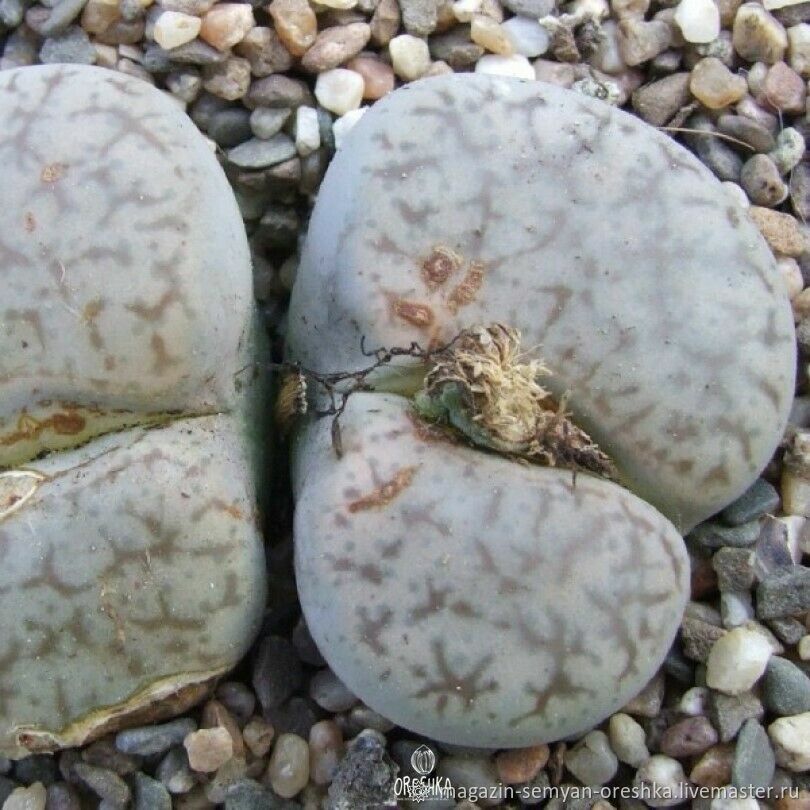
452,0,482,22
501,16,550,57
633,755,688,808
564,730,618,786
678,686,709,716
295,106,321,157
3,783,46,810
799,634,810,660
475,53,535,79
769,712,810,771
674,0,720,43
608,713,649,768
706,626,773,695
389,34,431,80
314,69,365,116
333,107,368,149
315,0,357,7
152,10,202,49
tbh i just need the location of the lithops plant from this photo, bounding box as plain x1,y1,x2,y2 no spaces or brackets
287,75,795,746
0,65,266,758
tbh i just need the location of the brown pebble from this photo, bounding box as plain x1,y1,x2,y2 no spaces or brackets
690,56,748,108
267,0,317,56
776,790,810,810
300,22,371,73
235,26,294,76
660,715,719,757
199,2,255,51
763,60,806,112
689,742,734,787
369,0,400,46
748,206,807,257
495,744,550,784
242,717,275,757
309,720,344,786
184,727,234,773
202,699,245,757
346,54,395,99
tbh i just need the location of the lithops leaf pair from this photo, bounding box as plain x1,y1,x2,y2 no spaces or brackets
0,65,266,758
287,74,795,746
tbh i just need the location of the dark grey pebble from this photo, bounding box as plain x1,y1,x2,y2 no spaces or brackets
228,135,297,170
664,643,696,684
115,718,197,757
166,39,229,65
0,758,10,776
398,0,440,36
767,616,807,646
245,75,314,110
428,25,484,69
689,520,761,551
708,690,764,743
757,567,810,619
345,705,396,736
755,517,795,579
165,69,202,103
73,763,130,808
772,1,810,25
732,719,775,789
209,108,254,148
45,782,82,810
327,731,399,810
250,107,292,140
265,696,321,739
39,0,88,36
224,778,302,809
680,616,726,663
712,547,756,593
132,771,172,810
140,44,175,73
684,115,743,182
720,479,780,526
252,635,305,711
14,754,59,787
155,746,194,794
0,776,17,806
216,681,257,725
763,656,810,715
81,740,140,776
500,0,553,17
741,154,789,207
292,617,327,667
310,668,359,713
717,115,777,154
39,26,96,64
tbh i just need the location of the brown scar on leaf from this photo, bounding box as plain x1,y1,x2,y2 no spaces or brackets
40,163,66,184
421,246,463,289
348,466,418,512
392,298,435,329
446,261,485,314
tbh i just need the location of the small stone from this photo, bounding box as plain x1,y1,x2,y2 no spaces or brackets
720,479,781,525
437,755,501,802
690,520,761,551
452,0,481,21
345,55,395,99
15,756,59,787
116,719,197,757
706,626,773,694
309,720,344,786
152,10,200,48
690,56,748,108
294,106,321,157
470,14,513,53
474,52,534,77
40,0,90,35
369,0,400,46
165,38,228,64
632,72,691,126
721,590,755,628
501,16,549,56
501,0,553,15
301,22,370,72
680,686,710,716
166,69,203,103
39,26,96,63
291,619,327,668
732,719,776,788
228,134,296,168
132,773,172,810
682,615,728,662
208,108,253,146
712,547,757,593
564,731,618,786
267,0,316,56
389,33,431,79
234,27,294,76
72,764,130,807
764,60,807,110
220,778,275,809
327,731,397,809
660,716,719,757
429,25,484,67
156,747,195,794
618,18,672,65
633,756,688,808
332,107,367,148
251,636,305,712
768,616,807,645
691,744,735,787
3,783,46,810
267,733,310,799
399,0,440,36
708,690,765,742
734,3,788,63
769,712,810,771
80,742,138,778
184,728,234,774
675,0,720,43
788,22,810,76
309,668,358,713
314,68,365,115
249,107,291,140
748,207,807,257
717,114,777,152
763,657,810,715
770,127,805,174
495,745,549,784
608,713,649,768
202,56,252,100
345,705,395,736
623,672,665,717
199,3,254,51
242,718,275,758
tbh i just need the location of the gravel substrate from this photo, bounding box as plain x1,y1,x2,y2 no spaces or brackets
3,0,810,804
